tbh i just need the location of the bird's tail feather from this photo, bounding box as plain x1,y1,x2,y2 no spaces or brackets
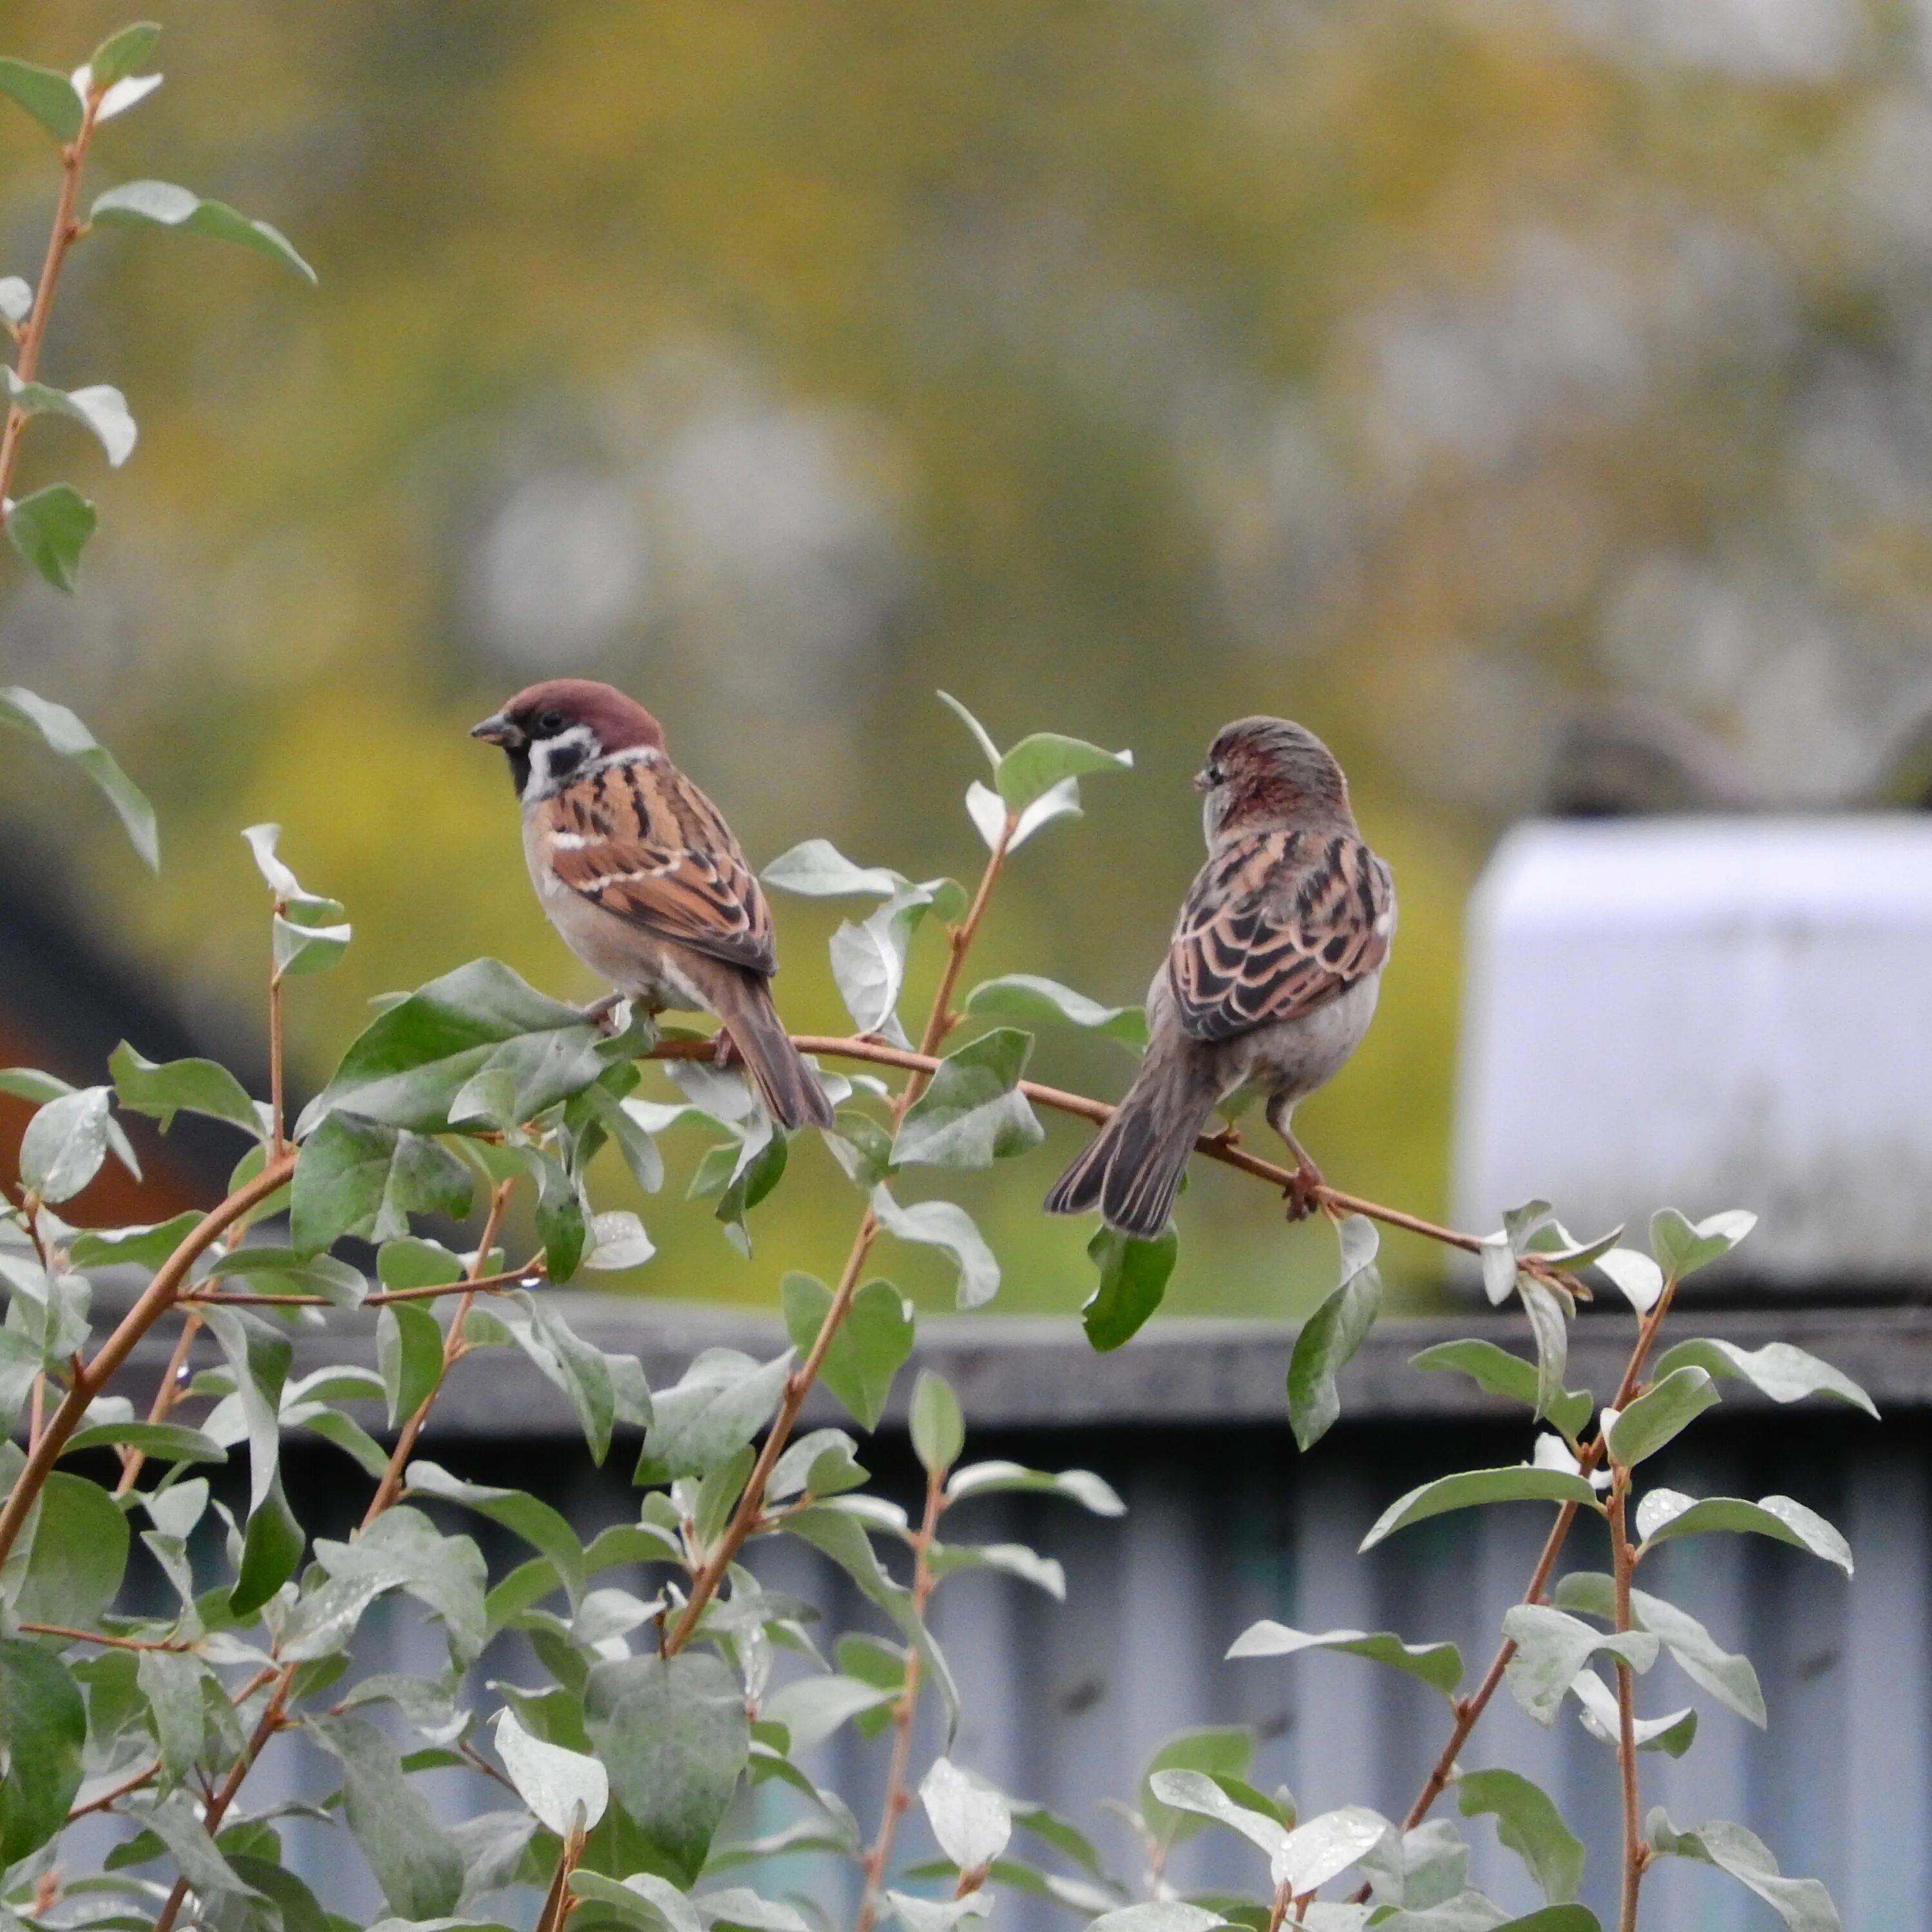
1044,1052,1224,1239
711,976,834,1131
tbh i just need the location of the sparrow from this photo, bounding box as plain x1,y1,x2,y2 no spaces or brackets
1045,716,1395,1238
471,677,833,1130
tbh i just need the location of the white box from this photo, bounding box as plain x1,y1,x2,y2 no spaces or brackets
1454,817,1932,1285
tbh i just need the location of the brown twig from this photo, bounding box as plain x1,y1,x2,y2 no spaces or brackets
64,1757,161,1821
1355,1277,1685,1888
0,1152,296,1569
115,1311,205,1497
0,81,100,517
1609,1468,1645,1932
19,1621,193,1651
535,1821,587,1932
855,1463,947,1932
361,1179,514,1526
178,1260,543,1310
661,820,1018,1656
647,1033,1575,1280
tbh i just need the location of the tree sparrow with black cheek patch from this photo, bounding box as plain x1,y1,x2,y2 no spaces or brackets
1045,715,1396,1237
471,677,833,1130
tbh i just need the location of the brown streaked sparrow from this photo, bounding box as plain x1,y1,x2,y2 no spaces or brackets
471,677,833,1130
1045,716,1395,1237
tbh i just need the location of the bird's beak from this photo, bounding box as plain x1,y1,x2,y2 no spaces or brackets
1191,768,1211,792
470,712,516,746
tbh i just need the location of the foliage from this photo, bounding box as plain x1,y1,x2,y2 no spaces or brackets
0,24,1878,1932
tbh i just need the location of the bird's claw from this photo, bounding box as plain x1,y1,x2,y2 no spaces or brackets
1205,1124,1243,1151
1283,1164,1325,1223
712,1027,745,1071
580,994,629,1036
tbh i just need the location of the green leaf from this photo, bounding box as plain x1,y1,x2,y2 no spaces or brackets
1604,1367,1718,1467
762,838,905,897
62,1419,225,1464
945,1461,1124,1514
1144,1768,1286,1859
312,1714,465,1920
3,372,137,468
829,888,936,1038
531,1146,591,1281
305,1506,489,1667
762,1673,898,1752
109,1042,260,1136
921,1755,1013,1871
1410,1340,1594,1441
1288,1215,1383,1450
1649,1208,1756,1282
231,1476,304,1618
1226,1621,1462,1697
571,1870,703,1932
1634,1490,1852,1573
1517,1274,1570,1422
925,1537,1064,1596
1490,1911,1602,1932
1553,1572,1765,1726
1592,1249,1663,1315
995,732,1133,810
91,179,316,283
492,1705,608,1835
910,1368,965,1474
1274,1806,1393,1895
211,1244,368,1308
378,1236,466,1291
633,1347,791,1486
1649,1338,1877,1419
0,1637,85,1862
584,1651,749,1886
961,974,1148,1047
408,1461,585,1611
67,1211,202,1268
198,1303,291,1516
1647,1813,1839,1932
893,1028,1044,1169
290,1112,473,1253
497,1290,634,1463
88,23,162,88
1456,1769,1583,1905
936,690,1003,770
1361,1465,1601,1551
871,1185,999,1309
9,1471,129,1627
299,959,630,1135
1569,1667,1698,1756
137,1789,263,1899
782,1273,912,1430
274,902,353,976
586,1209,654,1271
378,1301,445,1426
1499,1605,1657,1725
5,484,97,592
784,1505,960,1737
136,1647,205,1785
1082,1224,1177,1351
0,685,155,865
18,1084,110,1202
1141,1727,1252,1844
0,60,80,140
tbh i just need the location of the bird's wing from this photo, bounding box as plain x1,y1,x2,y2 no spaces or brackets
1167,827,1394,1043
538,760,777,976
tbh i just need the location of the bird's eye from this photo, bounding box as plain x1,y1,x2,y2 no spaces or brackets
1206,762,1226,786
536,709,567,736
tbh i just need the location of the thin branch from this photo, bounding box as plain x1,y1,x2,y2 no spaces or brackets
856,1464,946,1932
1363,1277,1685,1870
1610,1469,1645,1932
647,1033,1580,1282
19,1621,193,1652
361,1179,515,1526
0,84,101,516
0,1151,296,1569
115,1311,204,1497
268,942,287,1156
663,819,1018,1655
64,1757,160,1822
178,1260,544,1309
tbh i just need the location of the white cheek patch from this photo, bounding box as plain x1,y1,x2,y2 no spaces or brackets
526,725,600,800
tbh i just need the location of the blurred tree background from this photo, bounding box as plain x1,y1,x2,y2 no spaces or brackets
3,0,1929,1318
